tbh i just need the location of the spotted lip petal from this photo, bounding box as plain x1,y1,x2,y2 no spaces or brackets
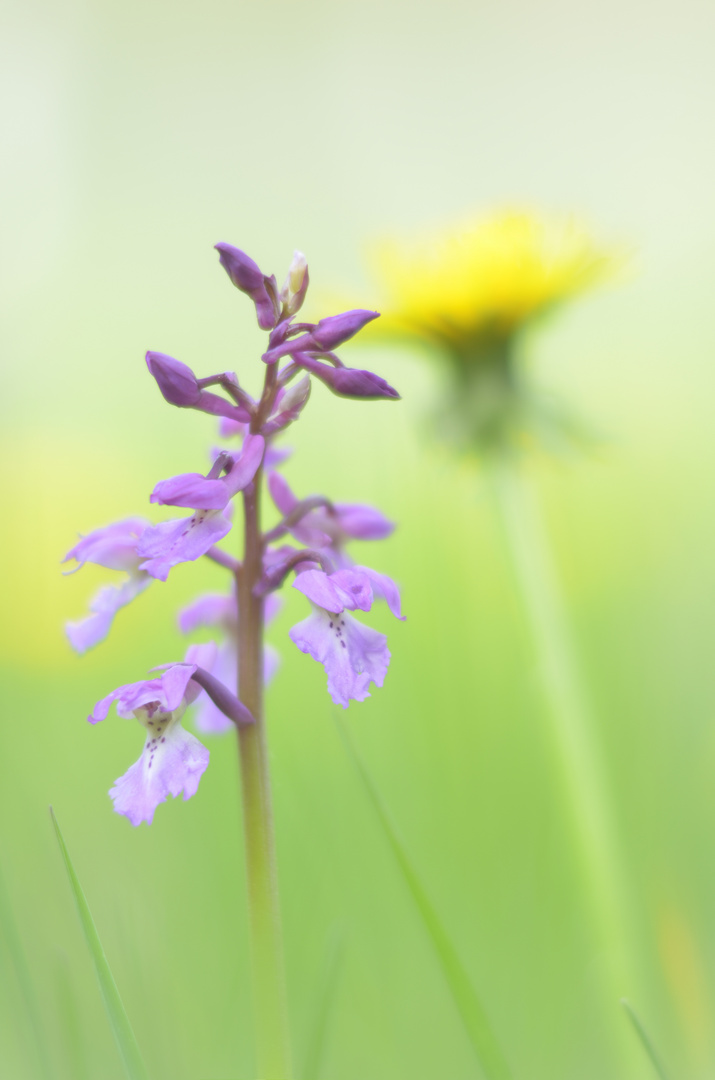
289,607,390,708
109,720,210,826
137,509,233,582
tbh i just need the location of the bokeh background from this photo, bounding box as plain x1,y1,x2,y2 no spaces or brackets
2,0,715,1077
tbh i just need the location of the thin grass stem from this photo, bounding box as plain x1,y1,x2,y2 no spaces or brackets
50,808,149,1080
55,950,89,1080
336,714,513,1080
301,922,348,1080
621,999,673,1080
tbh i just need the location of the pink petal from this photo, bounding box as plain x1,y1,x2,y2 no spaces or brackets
67,574,152,655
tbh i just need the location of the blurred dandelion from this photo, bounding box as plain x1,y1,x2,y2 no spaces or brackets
368,208,642,1061
367,209,618,451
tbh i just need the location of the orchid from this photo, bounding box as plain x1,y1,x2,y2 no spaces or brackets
63,240,403,1076
90,647,213,826
266,471,393,562
289,567,404,707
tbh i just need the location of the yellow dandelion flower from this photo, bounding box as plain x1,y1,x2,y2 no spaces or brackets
368,209,616,359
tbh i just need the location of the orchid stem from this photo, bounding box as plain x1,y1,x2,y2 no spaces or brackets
237,465,292,1079
488,450,640,1039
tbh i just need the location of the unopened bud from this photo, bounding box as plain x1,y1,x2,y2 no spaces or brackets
214,242,278,330
280,251,309,316
146,352,201,407
262,375,312,435
261,308,380,365
294,356,399,400
146,351,251,422
311,309,379,351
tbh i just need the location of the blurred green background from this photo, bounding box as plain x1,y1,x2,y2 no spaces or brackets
2,0,715,1077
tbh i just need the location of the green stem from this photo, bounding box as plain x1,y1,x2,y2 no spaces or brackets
237,456,292,1079
488,451,640,1018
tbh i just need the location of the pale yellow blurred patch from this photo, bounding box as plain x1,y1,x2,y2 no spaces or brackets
0,432,148,669
365,209,620,353
657,902,713,1071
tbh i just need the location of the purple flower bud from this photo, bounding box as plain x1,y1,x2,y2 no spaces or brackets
261,309,380,364
293,356,399,400
311,309,379,350
214,242,278,330
146,352,251,423
146,352,202,407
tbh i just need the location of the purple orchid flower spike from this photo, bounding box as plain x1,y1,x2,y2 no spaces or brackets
138,436,265,580
289,567,404,708
63,518,153,653
215,243,279,330
89,644,215,826
64,238,404,1078
179,591,281,734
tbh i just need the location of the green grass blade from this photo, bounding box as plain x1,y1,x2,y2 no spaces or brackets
621,999,672,1080
55,949,89,1080
301,922,348,1080
0,863,54,1079
50,808,150,1080
336,716,513,1080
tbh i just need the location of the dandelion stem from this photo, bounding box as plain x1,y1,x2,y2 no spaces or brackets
237,390,292,1077
488,451,640,1031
